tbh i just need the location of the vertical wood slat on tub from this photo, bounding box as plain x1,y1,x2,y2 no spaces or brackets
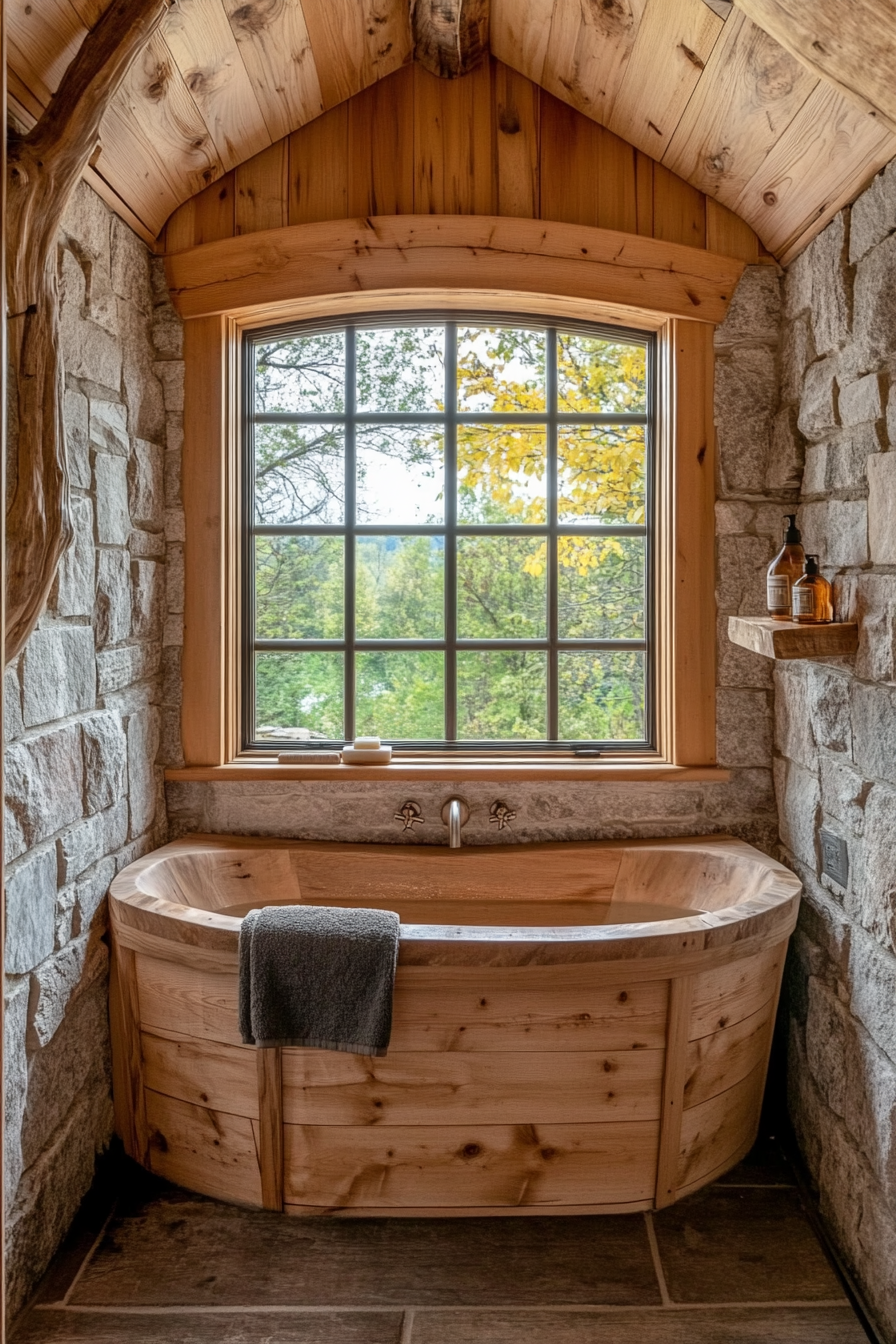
109,940,150,1165
654,975,693,1210
257,1048,284,1211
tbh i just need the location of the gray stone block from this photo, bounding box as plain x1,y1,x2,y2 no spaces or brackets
855,783,896,955
21,626,95,727
799,498,867,568
129,527,166,560
849,163,896,263
855,573,896,682
797,357,839,441
774,756,820,870
5,849,57,975
825,424,882,491
774,662,816,771
152,305,184,359
27,933,96,1049
809,213,851,354
88,399,128,457
153,358,184,412
852,680,896,780
715,347,777,495
4,724,84,862
820,757,871,837
23,961,110,1169
131,559,164,641
94,453,130,545
94,548,132,647
166,542,184,614
715,534,773,615
808,664,853,754
716,614,773,689
118,296,166,442
714,264,781,348
127,707,160,838
81,710,128,814
58,248,122,395
111,215,151,313
128,438,164,531
839,372,883,427
5,976,29,1207
63,388,91,490
5,663,24,743
767,405,804,491
780,312,816,406
801,443,827,496
164,445,182,507
76,856,116,934
783,244,813,319
96,641,161,694
853,230,896,368
165,506,185,542
53,496,95,618
56,800,128,885
60,180,111,262
867,452,896,564
716,687,773,767
848,925,896,1063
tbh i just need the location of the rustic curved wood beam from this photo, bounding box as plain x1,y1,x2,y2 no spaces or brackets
411,0,489,79
5,0,169,665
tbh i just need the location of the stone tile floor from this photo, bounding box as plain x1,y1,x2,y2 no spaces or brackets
12,1138,874,1343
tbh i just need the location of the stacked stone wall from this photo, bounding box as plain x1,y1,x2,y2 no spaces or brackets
3,182,185,1318
775,167,896,1338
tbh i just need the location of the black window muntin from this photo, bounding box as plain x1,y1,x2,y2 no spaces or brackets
241,310,657,753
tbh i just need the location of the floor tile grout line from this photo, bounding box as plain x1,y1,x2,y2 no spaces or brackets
399,1307,415,1343
59,1202,119,1309
643,1211,672,1308
31,1300,853,1316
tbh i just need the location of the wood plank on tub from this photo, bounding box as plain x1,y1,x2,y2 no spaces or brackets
281,1048,665,1127
283,1120,660,1209
677,1062,767,1192
136,953,242,1046
689,944,784,1040
684,998,777,1110
142,1030,259,1118
389,969,669,1052
144,1090,263,1207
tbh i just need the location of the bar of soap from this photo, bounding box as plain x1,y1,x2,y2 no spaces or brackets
342,744,392,764
277,751,342,764
353,736,381,750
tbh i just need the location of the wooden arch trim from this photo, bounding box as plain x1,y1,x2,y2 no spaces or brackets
164,216,747,325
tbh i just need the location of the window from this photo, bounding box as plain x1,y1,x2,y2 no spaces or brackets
242,315,655,752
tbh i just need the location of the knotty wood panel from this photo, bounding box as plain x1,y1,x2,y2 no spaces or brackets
283,1119,660,1208
280,1048,665,1126
145,1089,263,1206
677,1061,766,1191
161,57,759,260
135,950,669,1052
689,944,784,1039
222,0,323,144
683,998,776,1109
142,1029,259,1118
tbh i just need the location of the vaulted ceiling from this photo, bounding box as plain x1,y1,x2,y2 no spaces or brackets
7,0,896,261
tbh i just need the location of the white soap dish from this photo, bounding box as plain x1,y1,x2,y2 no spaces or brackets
342,743,392,765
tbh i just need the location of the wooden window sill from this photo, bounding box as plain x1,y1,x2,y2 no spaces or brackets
165,760,730,783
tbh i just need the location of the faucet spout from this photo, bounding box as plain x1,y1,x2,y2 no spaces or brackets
448,799,461,848
440,796,470,848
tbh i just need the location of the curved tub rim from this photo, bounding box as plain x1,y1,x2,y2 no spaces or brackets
109,832,802,967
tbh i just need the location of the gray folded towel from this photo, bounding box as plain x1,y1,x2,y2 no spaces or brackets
238,904,401,1055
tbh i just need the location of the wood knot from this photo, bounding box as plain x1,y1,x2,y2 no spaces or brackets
462,1143,481,1158
763,190,778,207
498,108,521,135
617,990,628,1003
229,0,281,37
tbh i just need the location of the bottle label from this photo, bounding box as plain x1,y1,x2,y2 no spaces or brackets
792,586,815,617
767,575,791,613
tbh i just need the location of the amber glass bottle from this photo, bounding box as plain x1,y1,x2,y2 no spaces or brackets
792,555,834,624
766,515,805,620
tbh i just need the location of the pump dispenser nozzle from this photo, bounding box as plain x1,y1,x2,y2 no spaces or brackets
783,515,801,545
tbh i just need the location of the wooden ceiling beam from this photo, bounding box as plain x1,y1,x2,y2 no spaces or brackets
734,0,896,134
412,0,489,79
5,0,169,664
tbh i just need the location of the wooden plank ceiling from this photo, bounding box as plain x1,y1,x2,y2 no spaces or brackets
7,0,896,262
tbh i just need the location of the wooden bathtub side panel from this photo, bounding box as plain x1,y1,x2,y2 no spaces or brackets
676,1063,767,1193
142,1030,259,1119
282,1120,660,1209
144,1090,263,1207
281,1047,665,1126
134,953,669,1053
689,944,784,1040
683,999,777,1110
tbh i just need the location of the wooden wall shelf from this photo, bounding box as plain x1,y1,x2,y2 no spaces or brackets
728,616,858,661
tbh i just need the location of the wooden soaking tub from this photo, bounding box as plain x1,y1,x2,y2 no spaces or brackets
109,833,800,1217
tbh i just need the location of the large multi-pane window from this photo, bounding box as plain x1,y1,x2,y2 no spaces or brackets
243,315,654,751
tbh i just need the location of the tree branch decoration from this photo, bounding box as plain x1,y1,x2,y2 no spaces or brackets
411,0,490,79
5,0,169,665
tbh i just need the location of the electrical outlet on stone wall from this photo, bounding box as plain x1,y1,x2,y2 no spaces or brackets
819,827,849,888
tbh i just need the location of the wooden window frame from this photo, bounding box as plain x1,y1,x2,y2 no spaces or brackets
166,217,735,783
